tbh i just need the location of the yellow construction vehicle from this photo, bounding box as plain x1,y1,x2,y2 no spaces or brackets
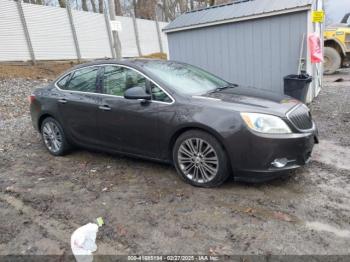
324,13,350,74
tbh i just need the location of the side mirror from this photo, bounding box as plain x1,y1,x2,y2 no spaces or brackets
124,86,151,101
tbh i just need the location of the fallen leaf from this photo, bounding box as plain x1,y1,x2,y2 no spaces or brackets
244,207,254,213
208,245,232,255
208,247,217,255
116,224,128,236
273,211,293,222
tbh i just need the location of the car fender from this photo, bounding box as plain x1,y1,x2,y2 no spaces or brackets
324,38,347,56
37,110,62,130
168,122,229,159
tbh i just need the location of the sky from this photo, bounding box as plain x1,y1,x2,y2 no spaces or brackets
325,0,350,24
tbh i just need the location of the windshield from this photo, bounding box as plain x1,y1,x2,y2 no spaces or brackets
142,61,229,95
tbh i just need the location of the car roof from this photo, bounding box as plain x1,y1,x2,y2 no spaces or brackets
55,58,171,80
70,58,168,70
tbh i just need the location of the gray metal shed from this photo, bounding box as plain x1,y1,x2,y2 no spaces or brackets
163,0,324,103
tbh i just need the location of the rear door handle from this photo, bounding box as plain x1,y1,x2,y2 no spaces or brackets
58,98,67,104
98,105,111,111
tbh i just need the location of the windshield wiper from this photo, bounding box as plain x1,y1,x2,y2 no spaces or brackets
209,83,237,93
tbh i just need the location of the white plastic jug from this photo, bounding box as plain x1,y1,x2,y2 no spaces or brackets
71,223,99,262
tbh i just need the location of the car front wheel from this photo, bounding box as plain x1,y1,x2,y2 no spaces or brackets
173,130,230,187
41,117,70,156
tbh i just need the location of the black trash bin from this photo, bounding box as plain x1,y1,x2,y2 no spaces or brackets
283,74,312,103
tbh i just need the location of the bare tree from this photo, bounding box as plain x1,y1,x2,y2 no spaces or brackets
82,0,88,11
132,0,137,17
132,0,155,19
58,0,66,8
90,0,97,12
178,0,188,13
161,0,177,21
98,0,103,13
22,0,232,18
190,0,194,10
114,0,122,16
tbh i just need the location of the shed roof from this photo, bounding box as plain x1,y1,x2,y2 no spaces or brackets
163,0,313,33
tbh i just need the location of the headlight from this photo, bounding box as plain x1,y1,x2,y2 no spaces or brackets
240,112,292,134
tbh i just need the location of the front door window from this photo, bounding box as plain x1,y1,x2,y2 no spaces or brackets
102,66,147,96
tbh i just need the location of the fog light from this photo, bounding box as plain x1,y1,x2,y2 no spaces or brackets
271,158,288,168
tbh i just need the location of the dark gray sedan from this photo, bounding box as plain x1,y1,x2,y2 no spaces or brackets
29,59,318,187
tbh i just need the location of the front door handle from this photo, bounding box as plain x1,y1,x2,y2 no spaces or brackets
58,98,67,104
98,105,111,111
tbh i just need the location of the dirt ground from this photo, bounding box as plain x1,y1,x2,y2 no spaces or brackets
0,62,77,81
0,65,349,258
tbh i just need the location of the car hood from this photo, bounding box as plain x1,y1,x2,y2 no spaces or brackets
194,86,300,116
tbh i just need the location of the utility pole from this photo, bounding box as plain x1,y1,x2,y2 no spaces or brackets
108,0,122,59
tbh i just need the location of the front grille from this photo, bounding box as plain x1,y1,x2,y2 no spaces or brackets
346,33,350,42
346,34,350,49
287,105,313,130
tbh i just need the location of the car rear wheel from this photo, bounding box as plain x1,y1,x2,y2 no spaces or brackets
173,130,230,187
41,117,70,156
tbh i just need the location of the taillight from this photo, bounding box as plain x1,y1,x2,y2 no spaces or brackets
28,95,36,104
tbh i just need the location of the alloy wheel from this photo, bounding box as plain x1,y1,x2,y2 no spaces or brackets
42,121,63,153
177,138,219,183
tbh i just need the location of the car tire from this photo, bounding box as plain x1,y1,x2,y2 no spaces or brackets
173,130,230,187
324,46,341,75
40,117,70,156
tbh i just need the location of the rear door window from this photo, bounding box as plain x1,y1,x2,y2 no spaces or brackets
63,67,99,93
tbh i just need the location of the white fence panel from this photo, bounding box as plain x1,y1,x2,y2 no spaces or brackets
116,16,138,58
72,10,112,59
23,3,77,60
137,18,160,55
0,0,169,62
0,0,30,61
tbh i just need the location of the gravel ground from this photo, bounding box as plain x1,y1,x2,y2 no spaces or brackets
0,69,349,257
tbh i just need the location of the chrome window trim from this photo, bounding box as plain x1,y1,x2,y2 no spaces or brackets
55,65,101,94
286,104,315,133
54,63,175,105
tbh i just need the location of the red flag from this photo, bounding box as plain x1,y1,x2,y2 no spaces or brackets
309,33,323,63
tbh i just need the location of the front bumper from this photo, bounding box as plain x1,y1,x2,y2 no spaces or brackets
229,124,318,182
